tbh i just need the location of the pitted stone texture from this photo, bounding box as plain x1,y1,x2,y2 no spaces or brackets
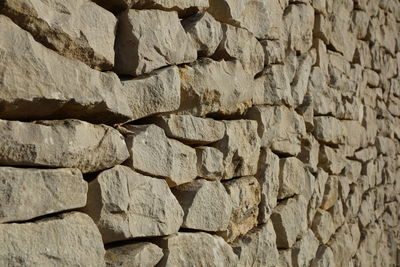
246,105,306,156
221,176,261,242
172,179,232,232
232,221,280,267
105,242,163,267
1,0,116,70
0,212,105,266
84,165,183,243
278,157,307,199
313,116,346,145
183,12,223,57
256,149,280,223
214,24,264,76
115,10,196,76
158,232,238,267
0,119,129,173
179,59,255,116
0,16,132,124
0,167,86,223
121,66,180,121
213,120,261,179
152,114,225,145
196,147,224,180
124,124,197,187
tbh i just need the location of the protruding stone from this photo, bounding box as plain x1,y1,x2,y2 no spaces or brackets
221,176,261,242
292,230,320,267
183,12,223,57
0,119,129,173
213,120,261,179
84,165,184,243
172,179,232,232
124,125,197,186
0,212,105,266
319,146,346,175
298,135,320,172
157,232,238,267
311,209,335,244
214,24,264,76
310,245,335,267
320,176,339,210
328,223,361,266
121,66,180,120
260,39,285,65
195,147,224,180
115,10,196,76
313,116,345,145
0,15,132,124
291,50,315,106
105,242,163,267
179,58,254,116
0,167,86,223
152,114,225,145
278,157,307,199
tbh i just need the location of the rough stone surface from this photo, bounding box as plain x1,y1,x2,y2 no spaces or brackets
278,157,307,199
0,119,129,173
115,9,196,76
0,167,87,223
124,124,197,186
0,212,106,266
105,242,163,267
195,146,224,180
172,179,232,232
84,165,184,243
0,15,132,124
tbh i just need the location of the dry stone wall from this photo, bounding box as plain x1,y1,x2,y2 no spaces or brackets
0,0,399,266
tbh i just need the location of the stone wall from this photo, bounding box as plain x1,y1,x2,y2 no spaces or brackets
0,0,399,266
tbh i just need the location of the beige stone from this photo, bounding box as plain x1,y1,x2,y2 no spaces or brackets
313,116,345,145
375,136,397,156
221,176,261,242
121,66,180,121
214,24,264,76
278,157,307,199
84,165,183,243
213,120,261,179
328,223,361,267
310,245,336,267
0,167,86,223
298,135,320,172
152,114,225,145
0,119,129,173
105,242,163,267
158,232,238,267
195,146,224,180
179,58,254,116
0,15,131,124
131,0,209,15
115,9,196,76
260,39,285,65
292,230,320,267
0,212,105,266
311,209,335,244
124,124,197,187
183,12,223,57
319,146,346,175
320,176,338,210
172,179,232,232
291,50,315,106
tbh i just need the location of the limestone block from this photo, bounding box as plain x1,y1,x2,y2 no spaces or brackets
278,157,307,199
105,242,163,267
172,179,232,232
291,50,315,106
298,135,320,172
260,39,285,65
84,165,183,243
115,9,196,76
195,147,224,180
310,245,336,267
0,16,132,124
375,136,397,156
0,212,105,266
292,230,320,267
124,125,197,186
0,119,129,173
320,176,339,210
313,116,346,145
319,146,346,175
328,223,361,267
311,209,335,244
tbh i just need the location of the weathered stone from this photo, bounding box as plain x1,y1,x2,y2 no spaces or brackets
298,135,320,172
342,120,367,152
313,116,345,145
157,232,238,267
284,3,314,53
105,242,163,267
152,114,225,145
256,148,280,223
291,50,315,106
271,195,308,249
214,24,264,76
0,15,132,124
213,120,261,179
319,146,346,175
328,223,361,267
320,176,339,210
310,245,335,267
172,179,232,232
195,147,224,180
0,212,105,266
311,209,335,244
246,105,306,156
375,136,397,156
183,12,223,57
292,230,320,267
278,157,307,199
84,165,183,243
1,0,116,70
124,125,197,186
0,119,129,173
354,146,378,162
0,167,86,223
115,10,196,76
231,221,280,267
358,190,376,228
221,176,261,242
121,66,180,121
130,0,209,15
179,58,254,116
279,249,293,267
351,10,370,39
260,39,285,65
